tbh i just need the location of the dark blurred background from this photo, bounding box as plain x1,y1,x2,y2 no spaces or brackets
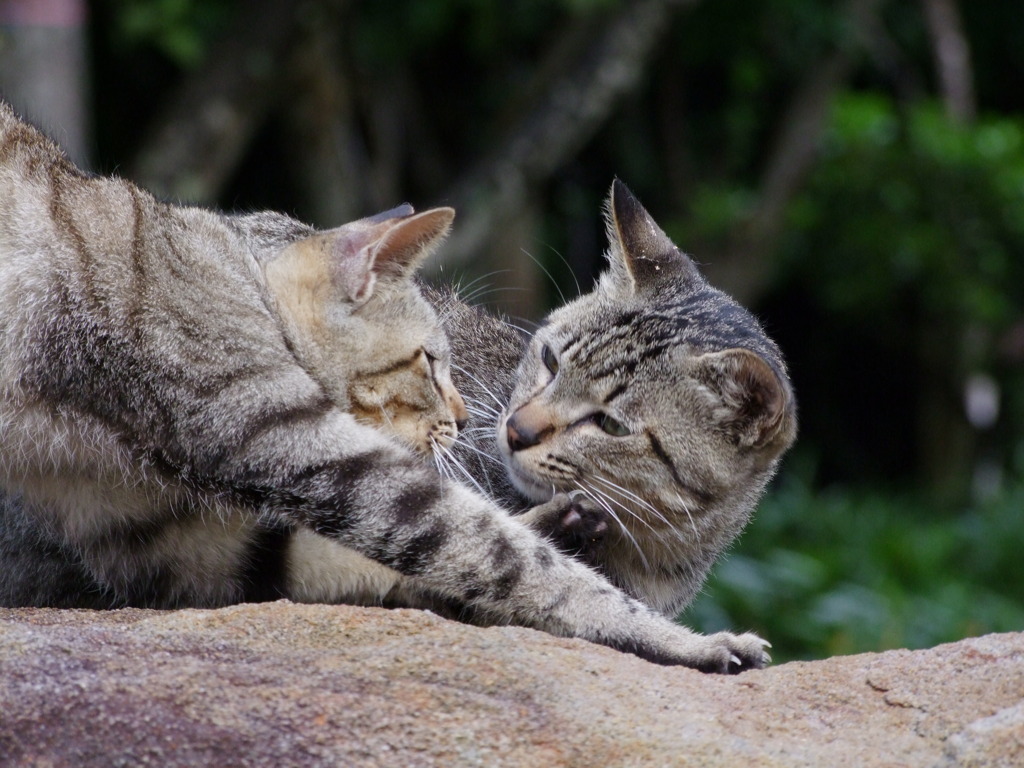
2,0,1021,661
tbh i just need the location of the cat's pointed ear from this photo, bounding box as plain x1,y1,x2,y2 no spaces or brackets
603,179,701,295
370,206,455,281
330,206,455,304
694,348,797,454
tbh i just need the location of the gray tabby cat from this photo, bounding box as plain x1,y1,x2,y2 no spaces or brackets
436,180,797,619
0,102,767,671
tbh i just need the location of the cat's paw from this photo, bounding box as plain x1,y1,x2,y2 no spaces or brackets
637,624,771,672
519,493,610,557
694,631,771,674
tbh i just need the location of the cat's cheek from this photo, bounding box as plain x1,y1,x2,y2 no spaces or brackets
498,440,554,503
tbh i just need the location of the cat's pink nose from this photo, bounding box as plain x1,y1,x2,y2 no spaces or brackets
449,390,469,432
505,417,533,452
505,405,553,452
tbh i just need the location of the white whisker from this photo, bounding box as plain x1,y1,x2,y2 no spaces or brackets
591,475,670,527
520,248,566,305
544,243,582,299
461,284,524,306
672,491,700,541
452,364,508,412
377,404,394,431
452,271,511,304
459,425,497,437
430,437,449,476
585,483,656,533
438,438,491,498
498,317,532,335
577,483,650,571
465,403,502,421
450,434,506,470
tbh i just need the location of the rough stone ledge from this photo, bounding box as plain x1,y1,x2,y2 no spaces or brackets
0,601,1021,767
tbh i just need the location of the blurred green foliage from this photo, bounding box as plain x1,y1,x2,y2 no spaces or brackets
772,93,1024,490
787,94,1024,326
110,0,231,68
687,467,1024,662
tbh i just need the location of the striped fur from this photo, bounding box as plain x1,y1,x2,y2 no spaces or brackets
439,181,797,619
0,103,770,671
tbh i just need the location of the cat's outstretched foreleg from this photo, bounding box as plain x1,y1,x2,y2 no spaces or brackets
211,409,768,672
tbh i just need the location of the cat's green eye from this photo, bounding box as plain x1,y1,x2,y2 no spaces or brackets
596,413,630,437
541,344,559,375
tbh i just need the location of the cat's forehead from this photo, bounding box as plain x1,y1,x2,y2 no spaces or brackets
359,282,450,356
543,281,780,369
538,288,676,354
540,288,632,338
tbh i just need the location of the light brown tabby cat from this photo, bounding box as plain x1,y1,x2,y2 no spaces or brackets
0,102,768,672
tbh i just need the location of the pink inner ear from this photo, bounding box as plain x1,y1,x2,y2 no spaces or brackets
330,230,379,304
731,351,789,446
323,208,453,304
370,208,454,279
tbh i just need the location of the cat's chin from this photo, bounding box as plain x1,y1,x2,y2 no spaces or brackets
503,460,558,504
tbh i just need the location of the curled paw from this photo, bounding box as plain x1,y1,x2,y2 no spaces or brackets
520,493,611,559
555,495,609,545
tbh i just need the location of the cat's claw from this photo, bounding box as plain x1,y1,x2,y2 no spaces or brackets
689,631,772,674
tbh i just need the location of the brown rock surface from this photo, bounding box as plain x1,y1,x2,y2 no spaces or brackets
0,601,1021,767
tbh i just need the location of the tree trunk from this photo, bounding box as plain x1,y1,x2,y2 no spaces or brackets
704,0,883,305
703,51,854,304
283,2,365,228
128,0,333,204
917,0,979,499
920,0,975,124
0,0,91,167
430,0,692,289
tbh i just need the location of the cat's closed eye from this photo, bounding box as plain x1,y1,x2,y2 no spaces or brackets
421,348,436,373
